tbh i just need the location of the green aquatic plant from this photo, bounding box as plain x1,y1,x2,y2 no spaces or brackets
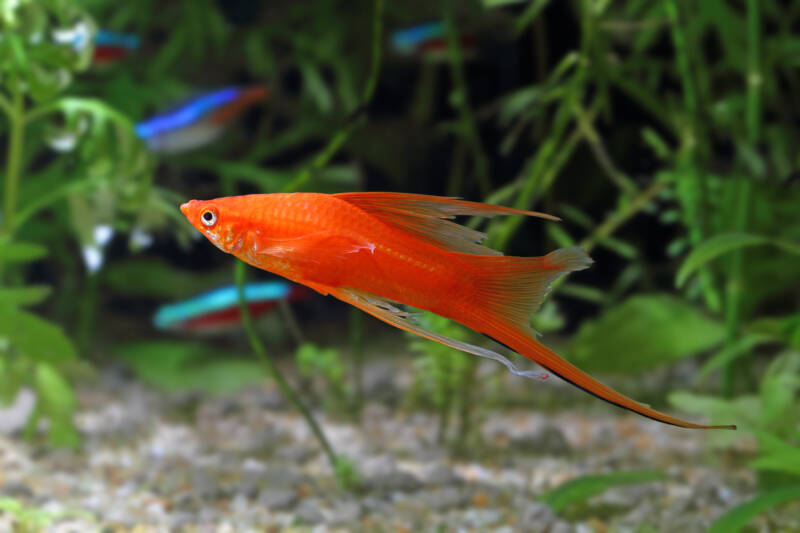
296,342,351,414
0,497,95,533
538,470,666,517
406,313,475,446
0,0,149,446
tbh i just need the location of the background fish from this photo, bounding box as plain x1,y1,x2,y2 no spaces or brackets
135,86,268,153
154,281,308,334
93,30,139,65
391,21,477,60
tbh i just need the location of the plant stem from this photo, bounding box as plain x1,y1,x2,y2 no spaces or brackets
667,0,720,313
571,101,639,196
3,88,25,238
722,0,760,396
282,0,384,193
348,307,365,417
443,0,492,197
278,300,306,346
234,261,338,470
549,178,667,294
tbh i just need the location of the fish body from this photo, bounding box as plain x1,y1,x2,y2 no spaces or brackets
154,281,307,333
181,192,735,430
135,86,267,153
391,22,477,60
93,30,139,65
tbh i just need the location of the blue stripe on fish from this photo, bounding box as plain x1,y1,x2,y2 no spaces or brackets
391,21,445,52
135,88,241,139
153,281,292,330
95,30,140,50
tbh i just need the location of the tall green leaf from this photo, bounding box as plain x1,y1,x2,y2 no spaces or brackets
0,285,51,307
567,294,724,373
676,233,800,287
116,341,266,394
708,486,800,533
35,363,80,448
0,305,76,364
0,240,48,264
539,470,665,513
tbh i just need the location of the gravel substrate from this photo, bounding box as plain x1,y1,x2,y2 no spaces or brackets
0,357,792,532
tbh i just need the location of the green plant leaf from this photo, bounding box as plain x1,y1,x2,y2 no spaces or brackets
750,450,800,476
0,240,48,264
707,486,800,533
0,285,52,307
0,305,76,364
566,294,724,373
539,470,665,513
676,233,800,287
697,333,770,381
116,341,265,394
35,363,80,448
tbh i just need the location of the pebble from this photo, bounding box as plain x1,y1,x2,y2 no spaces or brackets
420,487,468,510
462,508,502,528
512,425,571,455
258,488,298,510
329,500,362,525
421,463,463,486
296,499,325,524
516,501,557,532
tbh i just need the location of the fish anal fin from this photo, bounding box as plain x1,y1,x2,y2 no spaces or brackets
334,192,558,256
332,287,548,381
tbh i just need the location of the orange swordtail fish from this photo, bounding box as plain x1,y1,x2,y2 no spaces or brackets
180,192,736,430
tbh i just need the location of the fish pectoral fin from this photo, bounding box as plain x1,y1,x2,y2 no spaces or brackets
332,287,549,382
255,231,376,261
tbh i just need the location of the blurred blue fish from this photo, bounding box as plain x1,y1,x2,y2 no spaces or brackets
93,30,139,64
391,21,445,54
135,86,268,153
95,30,140,49
391,21,477,60
154,281,308,333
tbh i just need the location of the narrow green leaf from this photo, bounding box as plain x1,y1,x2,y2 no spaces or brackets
0,306,76,364
697,334,770,380
0,285,52,307
514,0,554,35
708,486,800,533
539,471,665,513
35,363,80,448
677,233,781,288
0,240,48,264
750,450,800,476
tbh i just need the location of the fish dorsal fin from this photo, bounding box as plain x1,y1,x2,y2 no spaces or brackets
331,286,549,381
333,192,559,256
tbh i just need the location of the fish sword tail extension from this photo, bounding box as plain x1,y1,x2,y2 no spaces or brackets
465,246,736,430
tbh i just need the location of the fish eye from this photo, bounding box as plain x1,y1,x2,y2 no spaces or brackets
201,209,217,227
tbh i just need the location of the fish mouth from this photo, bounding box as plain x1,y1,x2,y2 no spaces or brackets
180,201,192,217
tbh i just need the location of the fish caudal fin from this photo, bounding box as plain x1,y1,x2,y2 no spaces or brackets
471,247,593,328
468,247,737,430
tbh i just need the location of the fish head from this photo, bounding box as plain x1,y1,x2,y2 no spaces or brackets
180,197,251,255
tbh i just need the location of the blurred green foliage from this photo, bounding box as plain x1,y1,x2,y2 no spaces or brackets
0,0,798,524
539,470,665,516
0,497,95,533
